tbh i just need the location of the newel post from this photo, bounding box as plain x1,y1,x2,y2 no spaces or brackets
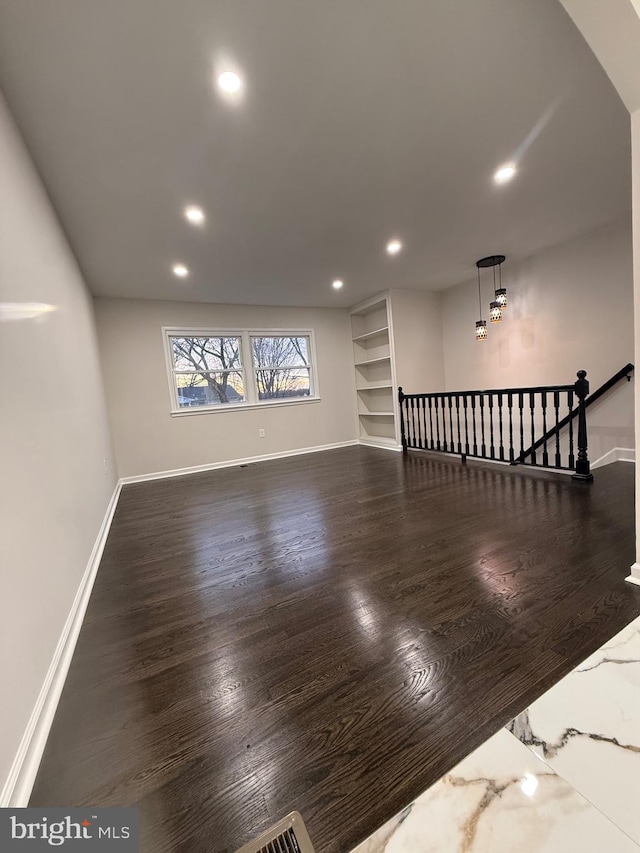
572,370,594,482
398,387,408,454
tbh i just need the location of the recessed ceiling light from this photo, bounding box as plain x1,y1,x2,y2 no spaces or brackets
386,239,403,255
172,264,189,278
332,279,344,290
494,164,517,184
184,206,205,225
217,71,243,94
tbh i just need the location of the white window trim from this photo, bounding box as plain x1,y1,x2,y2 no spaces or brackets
162,327,321,415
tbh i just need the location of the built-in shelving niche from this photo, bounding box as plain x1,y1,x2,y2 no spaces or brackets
350,295,398,448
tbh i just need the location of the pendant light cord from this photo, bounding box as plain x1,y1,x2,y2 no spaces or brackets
477,267,482,317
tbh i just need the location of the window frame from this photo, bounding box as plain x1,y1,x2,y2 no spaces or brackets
162,327,320,415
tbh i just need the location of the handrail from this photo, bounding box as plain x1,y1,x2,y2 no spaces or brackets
402,383,574,398
516,363,634,464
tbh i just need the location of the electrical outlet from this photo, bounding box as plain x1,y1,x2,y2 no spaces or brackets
259,429,266,437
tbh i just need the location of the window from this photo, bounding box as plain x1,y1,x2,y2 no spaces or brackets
164,329,317,413
170,336,245,408
251,336,311,400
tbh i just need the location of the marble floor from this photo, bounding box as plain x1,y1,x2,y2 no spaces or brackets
352,614,640,853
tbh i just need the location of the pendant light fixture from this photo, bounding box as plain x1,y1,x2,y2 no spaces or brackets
495,255,507,309
476,255,506,335
475,264,487,341
489,263,502,324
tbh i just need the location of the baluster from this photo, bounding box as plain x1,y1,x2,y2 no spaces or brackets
444,396,449,452
567,389,575,469
498,392,504,460
448,395,454,453
404,396,411,447
572,370,593,482
422,397,428,450
554,390,561,467
422,396,427,449
414,396,421,449
518,391,524,460
425,397,430,450
424,397,429,450
463,395,469,455
399,387,407,454
508,392,514,462
541,391,549,467
471,395,478,456
529,391,536,465
488,394,495,459
456,394,462,454
407,396,414,447
480,394,486,457
435,395,441,451
442,394,448,451
419,398,425,450
428,397,434,450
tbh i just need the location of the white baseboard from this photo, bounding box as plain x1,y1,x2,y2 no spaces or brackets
358,439,403,452
119,440,360,484
0,481,123,808
625,563,640,586
591,447,635,470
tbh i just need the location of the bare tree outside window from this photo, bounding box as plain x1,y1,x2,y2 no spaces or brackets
251,336,311,399
171,336,245,406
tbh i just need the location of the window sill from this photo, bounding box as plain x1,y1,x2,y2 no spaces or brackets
170,396,321,417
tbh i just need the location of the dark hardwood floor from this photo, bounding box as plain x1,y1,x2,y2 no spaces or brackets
31,447,640,852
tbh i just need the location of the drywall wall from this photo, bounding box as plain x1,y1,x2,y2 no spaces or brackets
633,109,640,575
390,289,444,393
441,218,634,462
0,91,116,798
560,0,640,113
95,298,357,477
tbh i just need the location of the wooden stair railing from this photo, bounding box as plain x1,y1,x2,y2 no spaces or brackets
515,362,634,467
398,363,634,481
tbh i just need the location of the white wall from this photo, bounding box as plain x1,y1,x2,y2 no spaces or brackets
633,110,640,575
0,92,117,798
441,218,634,462
95,297,357,478
390,289,444,393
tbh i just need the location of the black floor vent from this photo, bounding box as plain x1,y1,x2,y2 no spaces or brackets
235,811,316,853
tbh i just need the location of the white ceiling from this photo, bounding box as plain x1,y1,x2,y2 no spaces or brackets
0,0,631,308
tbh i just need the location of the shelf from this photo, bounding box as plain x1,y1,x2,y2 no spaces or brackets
352,326,389,342
354,356,391,367
350,297,387,318
356,383,394,391
358,411,395,417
